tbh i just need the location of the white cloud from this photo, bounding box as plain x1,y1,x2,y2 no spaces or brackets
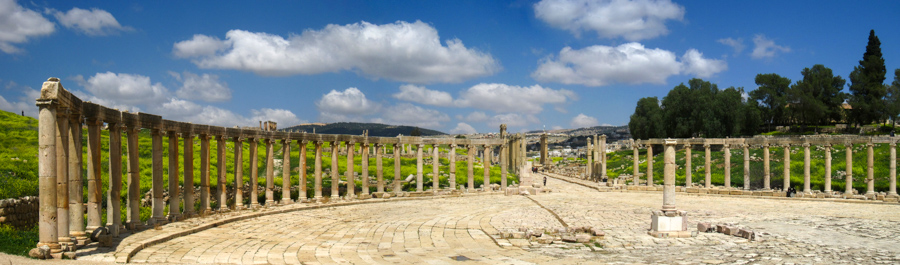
489,113,540,128
455,83,575,114
172,21,499,83
81,72,169,106
450,122,477,134
174,71,231,102
316,87,380,122
570,113,599,128
149,98,304,128
47,7,130,36
251,108,302,127
377,103,449,128
0,86,39,118
681,49,727,78
751,34,790,59
457,111,489,122
533,0,684,41
532,43,726,86
717,37,744,55
0,0,55,54
392,84,453,106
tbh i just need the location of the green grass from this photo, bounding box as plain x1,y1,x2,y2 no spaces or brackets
0,224,38,256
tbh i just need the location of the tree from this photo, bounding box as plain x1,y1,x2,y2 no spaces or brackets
787,64,847,130
410,127,422,136
717,87,746,136
661,83,694,138
628,97,665,139
743,100,762,135
848,30,887,126
749,73,791,131
688,79,722,137
884,69,900,124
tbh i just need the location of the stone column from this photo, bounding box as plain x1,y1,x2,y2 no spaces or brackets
649,139,688,238
362,143,370,196
647,145,653,187
467,145,475,191
346,141,356,198
763,144,770,190
125,126,140,229
824,144,832,193
200,134,211,212
500,143,507,190
783,144,791,191
394,143,401,193
586,138,592,178
846,143,853,195
866,143,875,196
483,145,492,190
299,140,308,202
36,95,60,252
684,144,691,187
217,135,227,209
449,144,457,190
85,117,102,233
265,138,275,204
375,143,384,193
151,129,165,223
107,122,122,237
743,144,750,190
803,143,811,193
540,134,548,166
890,142,897,196
723,144,731,188
167,131,181,221
314,141,323,201
432,144,439,192
632,143,639,185
330,141,339,200
281,138,292,204
67,114,85,244
663,140,677,210
233,137,243,209
704,143,711,188
415,143,423,192
55,110,70,245
600,135,608,179
249,138,259,207
183,133,195,216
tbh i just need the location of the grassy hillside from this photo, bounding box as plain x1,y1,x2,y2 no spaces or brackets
0,110,38,199
280,122,445,136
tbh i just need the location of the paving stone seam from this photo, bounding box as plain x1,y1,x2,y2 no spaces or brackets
522,195,569,228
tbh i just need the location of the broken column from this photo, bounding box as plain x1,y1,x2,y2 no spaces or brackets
649,139,689,238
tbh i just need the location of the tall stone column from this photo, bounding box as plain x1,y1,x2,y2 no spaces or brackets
803,143,811,193
467,145,475,191
36,94,60,252
684,144,691,187
394,143,401,193
483,145,492,190
704,143,711,188
632,142,639,185
233,137,243,209
432,144,439,192
299,140,308,202
249,138,259,207
723,144,731,188
586,138,592,179
540,134,548,166
362,143,370,196
375,143,384,193
314,141,323,201
265,138,275,204
763,144,771,190
846,143,853,195
783,144,791,191
500,143,507,190
85,116,102,233
890,142,898,196
415,143,423,192
107,122,122,237
449,144,457,190
663,140,676,210
67,114,86,244
167,131,181,221
647,145,654,187
200,134,211,212
649,139,688,238
55,110,70,245
151,129,165,223
743,144,750,190
125,126,140,229
281,139,292,204
866,143,875,196
824,144,832,193
183,133,195,216
600,135,608,179
217,135,227,209
346,141,356,198
330,141,339,200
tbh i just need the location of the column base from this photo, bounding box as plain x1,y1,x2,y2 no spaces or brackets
166,213,183,222
265,200,276,205
149,217,168,226
280,199,293,205
649,210,689,238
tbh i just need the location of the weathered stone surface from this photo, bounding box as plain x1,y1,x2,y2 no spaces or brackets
29,246,51,259
575,233,591,243
697,222,713,232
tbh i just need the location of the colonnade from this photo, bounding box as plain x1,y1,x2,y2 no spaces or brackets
34,78,525,254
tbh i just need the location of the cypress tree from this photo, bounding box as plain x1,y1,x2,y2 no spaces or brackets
848,30,887,126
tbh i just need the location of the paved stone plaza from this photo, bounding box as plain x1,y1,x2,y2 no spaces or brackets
61,172,899,264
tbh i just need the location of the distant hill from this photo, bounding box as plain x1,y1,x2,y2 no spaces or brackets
280,122,446,137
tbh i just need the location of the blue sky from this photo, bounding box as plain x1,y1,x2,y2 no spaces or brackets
1,0,899,134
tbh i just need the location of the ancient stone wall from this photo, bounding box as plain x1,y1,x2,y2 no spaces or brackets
0,196,39,228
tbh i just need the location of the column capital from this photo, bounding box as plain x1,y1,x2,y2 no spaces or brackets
723,144,730,149
742,143,750,148
703,143,710,148
802,143,810,147
824,143,832,148
449,143,457,148
866,142,874,147
416,143,423,148
150,128,161,136
782,144,791,148
232,136,243,142
682,144,691,149
891,142,897,147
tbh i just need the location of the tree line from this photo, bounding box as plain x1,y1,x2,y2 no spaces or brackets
630,30,900,139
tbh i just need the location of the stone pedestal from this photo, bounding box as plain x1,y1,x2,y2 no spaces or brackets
649,210,691,238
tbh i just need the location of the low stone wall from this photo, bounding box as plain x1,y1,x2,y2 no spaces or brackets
0,196,39,228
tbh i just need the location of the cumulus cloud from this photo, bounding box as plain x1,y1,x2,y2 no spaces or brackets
377,103,449,128
149,98,303,128
315,87,380,122
0,0,55,54
0,86,39,117
172,21,499,83
717,37,744,55
47,7,130,36
81,72,169,106
488,113,539,128
455,83,575,114
392,84,453,106
171,71,231,102
457,111,489,122
449,122,477,134
533,0,684,41
532,43,726,86
751,34,790,59
570,113,599,128
250,108,301,127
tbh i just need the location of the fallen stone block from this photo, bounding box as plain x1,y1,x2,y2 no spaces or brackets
724,226,739,236
98,235,112,247
590,227,605,237
63,251,76,259
575,234,591,243
28,246,50,259
561,234,577,243
511,232,526,239
716,224,726,233
697,222,713,232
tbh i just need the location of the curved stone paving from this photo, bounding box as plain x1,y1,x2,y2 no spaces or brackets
73,174,900,264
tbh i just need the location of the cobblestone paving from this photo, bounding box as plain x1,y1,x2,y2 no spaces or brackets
76,171,899,264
